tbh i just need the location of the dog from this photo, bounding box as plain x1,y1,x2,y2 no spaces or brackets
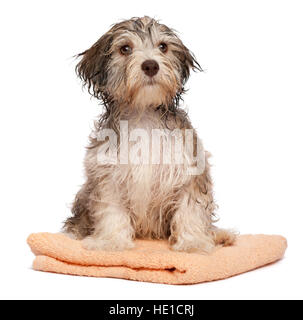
63,16,236,252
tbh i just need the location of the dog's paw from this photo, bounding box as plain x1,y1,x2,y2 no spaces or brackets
81,236,135,251
212,228,237,247
170,236,215,253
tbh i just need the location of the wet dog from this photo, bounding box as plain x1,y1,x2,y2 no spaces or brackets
63,16,235,252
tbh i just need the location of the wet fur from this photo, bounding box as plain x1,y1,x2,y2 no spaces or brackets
63,16,236,252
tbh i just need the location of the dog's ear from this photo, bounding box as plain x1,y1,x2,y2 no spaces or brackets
177,45,202,85
76,32,113,99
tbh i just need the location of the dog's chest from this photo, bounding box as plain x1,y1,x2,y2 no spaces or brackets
117,115,191,215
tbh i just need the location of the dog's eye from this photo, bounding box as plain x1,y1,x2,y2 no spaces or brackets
120,45,132,55
159,43,168,53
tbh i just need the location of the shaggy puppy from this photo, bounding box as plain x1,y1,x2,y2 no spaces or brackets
63,16,235,252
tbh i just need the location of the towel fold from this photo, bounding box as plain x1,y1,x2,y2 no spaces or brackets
27,233,287,285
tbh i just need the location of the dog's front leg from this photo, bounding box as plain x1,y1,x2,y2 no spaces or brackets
169,190,215,253
169,189,236,253
82,201,135,251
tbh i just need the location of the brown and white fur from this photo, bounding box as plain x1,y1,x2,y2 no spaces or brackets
63,16,236,252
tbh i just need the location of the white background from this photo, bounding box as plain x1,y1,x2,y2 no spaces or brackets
0,0,302,300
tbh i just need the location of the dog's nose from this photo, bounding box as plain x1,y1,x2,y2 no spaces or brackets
141,60,159,77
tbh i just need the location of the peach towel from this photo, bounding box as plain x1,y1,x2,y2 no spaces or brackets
27,233,287,285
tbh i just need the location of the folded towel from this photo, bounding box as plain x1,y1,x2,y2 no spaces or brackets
27,233,287,285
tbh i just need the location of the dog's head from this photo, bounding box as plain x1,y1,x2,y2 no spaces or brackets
76,16,201,108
